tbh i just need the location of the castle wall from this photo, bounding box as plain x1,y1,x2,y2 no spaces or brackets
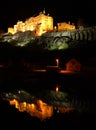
8,13,53,36
57,22,75,31
42,26,96,41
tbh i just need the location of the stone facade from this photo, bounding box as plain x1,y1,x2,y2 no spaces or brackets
42,26,96,41
8,12,53,36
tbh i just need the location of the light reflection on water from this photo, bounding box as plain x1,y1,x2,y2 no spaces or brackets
1,75,96,121
1,83,76,120
9,98,74,120
9,99,53,120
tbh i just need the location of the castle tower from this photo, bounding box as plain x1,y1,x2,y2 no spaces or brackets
8,11,53,36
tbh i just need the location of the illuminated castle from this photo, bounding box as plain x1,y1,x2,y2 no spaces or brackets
57,21,75,31
8,10,76,36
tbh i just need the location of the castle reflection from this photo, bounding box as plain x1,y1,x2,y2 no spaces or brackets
9,98,74,120
1,80,95,121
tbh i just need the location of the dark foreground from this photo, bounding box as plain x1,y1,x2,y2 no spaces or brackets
0,97,96,130
0,43,96,129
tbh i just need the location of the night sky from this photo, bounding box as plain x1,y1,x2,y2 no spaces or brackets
0,0,96,31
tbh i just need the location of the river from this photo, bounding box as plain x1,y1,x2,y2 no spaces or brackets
0,66,96,129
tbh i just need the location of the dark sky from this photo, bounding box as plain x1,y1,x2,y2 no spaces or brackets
0,0,96,31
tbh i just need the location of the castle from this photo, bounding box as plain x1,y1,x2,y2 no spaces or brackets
8,10,76,36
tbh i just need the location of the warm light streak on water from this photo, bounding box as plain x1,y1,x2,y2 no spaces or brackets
33,69,46,72
56,84,59,94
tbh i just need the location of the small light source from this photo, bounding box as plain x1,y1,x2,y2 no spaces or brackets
56,58,59,67
56,84,59,94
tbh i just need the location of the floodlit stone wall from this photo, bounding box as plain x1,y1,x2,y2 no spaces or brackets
8,12,53,36
42,26,96,41
57,22,75,31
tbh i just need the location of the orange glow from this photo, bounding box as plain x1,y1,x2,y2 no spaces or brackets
56,58,59,67
57,22,75,31
8,12,53,36
9,98,75,120
9,99,53,120
56,84,59,94
33,69,46,72
7,11,76,36
57,107,75,113
8,27,14,34
10,99,19,109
